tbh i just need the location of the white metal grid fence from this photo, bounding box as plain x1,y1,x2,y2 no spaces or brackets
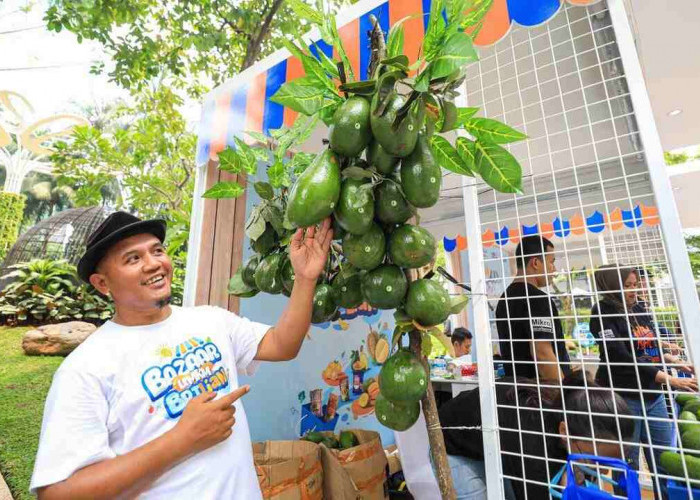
458,1,700,498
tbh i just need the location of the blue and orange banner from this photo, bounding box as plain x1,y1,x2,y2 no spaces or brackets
195,0,599,166
442,203,661,252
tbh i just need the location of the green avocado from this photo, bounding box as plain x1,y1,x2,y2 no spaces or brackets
302,431,325,444
677,393,700,406
286,149,341,228
331,271,364,309
254,253,284,294
370,91,424,158
400,134,441,208
241,255,261,288
339,431,359,450
361,265,408,310
389,224,436,269
366,141,399,175
334,178,374,235
661,450,700,480
685,400,700,415
329,96,372,158
682,428,700,455
405,279,450,327
332,216,346,240
378,348,428,403
680,411,700,436
342,222,386,270
374,179,414,225
312,284,338,324
251,224,277,254
374,393,420,431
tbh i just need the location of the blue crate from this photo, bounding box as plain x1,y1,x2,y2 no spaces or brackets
668,479,700,499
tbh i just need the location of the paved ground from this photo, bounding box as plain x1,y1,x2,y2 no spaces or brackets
0,473,12,500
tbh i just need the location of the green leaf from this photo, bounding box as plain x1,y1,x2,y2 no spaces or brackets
234,137,257,175
475,141,523,193
270,77,326,116
217,147,244,174
287,0,324,25
449,294,470,314
414,67,432,93
245,206,266,241
430,31,478,80
386,25,405,59
202,181,244,199
289,152,315,175
463,117,528,144
246,131,269,143
342,166,374,180
254,181,274,200
373,70,403,117
228,268,257,296
447,0,471,25
312,42,340,79
456,137,478,174
431,135,473,176
329,16,355,82
339,80,377,95
462,0,494,29
268,159,290,189
380,55,410,72
423,0,447,62
392,328,405,353
262,204,285,235
456,107,480,127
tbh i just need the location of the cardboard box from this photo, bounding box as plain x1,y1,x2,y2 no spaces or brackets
319,430,388,500
253,440,324,500
384,445,402,476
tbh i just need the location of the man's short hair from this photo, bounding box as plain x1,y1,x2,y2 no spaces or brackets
451,327,472,344
514,235,554,269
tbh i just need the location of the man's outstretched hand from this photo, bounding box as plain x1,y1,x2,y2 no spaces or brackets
289,217,333,283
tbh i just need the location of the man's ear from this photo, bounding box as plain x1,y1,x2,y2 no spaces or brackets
89,272,110,296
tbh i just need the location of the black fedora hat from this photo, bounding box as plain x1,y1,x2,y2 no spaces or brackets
77,211,167,283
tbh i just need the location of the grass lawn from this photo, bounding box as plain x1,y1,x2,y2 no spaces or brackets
0,326,63,500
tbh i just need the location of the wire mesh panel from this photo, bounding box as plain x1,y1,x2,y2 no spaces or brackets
458,1,700,498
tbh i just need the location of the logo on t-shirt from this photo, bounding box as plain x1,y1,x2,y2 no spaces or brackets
631,324,661,363
141,336,230,419
530,317,554,335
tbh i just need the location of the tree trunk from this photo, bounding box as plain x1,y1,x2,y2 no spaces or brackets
240,0,285,70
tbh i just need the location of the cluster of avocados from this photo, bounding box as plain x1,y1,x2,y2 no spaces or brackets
661,393,700,482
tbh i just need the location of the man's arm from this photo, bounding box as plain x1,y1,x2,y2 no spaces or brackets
531,340,563,382
255,219,332,362
38,387,248,500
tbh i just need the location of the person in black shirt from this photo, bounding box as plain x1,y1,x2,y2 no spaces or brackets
589,265,697,499
438,374,633,499
496,235,571,382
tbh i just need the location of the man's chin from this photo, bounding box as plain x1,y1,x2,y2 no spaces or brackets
156,296,172,309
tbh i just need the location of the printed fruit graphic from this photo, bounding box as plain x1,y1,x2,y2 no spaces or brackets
286,149,341,228
329,96,372,158
358,393,370,408
661,451,700,480
252,224,277,254
323,361,344,382
351,348,370,371
367,381,380,400
370,91,423,157
241,255,261,287
367,331,379,359
334,178,374,235
311,284,337,324
343,222,386,270
405,279,451,327
379,348,428,402
254,253,284,294
374,393,420,431
339,431,359,450
363,377,376,391
366,140,399,175
400,134,441,208
361,264,408,310
331,271,364,309
373,337,390,364
374,178,413,225
389,224,436,269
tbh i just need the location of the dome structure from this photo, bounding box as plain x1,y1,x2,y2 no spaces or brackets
1,206,106,273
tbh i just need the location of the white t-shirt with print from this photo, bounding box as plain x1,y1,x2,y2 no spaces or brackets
30,305,271,499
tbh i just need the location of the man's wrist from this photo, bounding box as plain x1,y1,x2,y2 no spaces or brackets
293,276,317,289
162,427,193,462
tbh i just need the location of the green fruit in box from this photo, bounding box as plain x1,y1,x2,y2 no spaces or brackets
331,271,364,309
342,222,386,270
361,265,408,310
339,431,359,450
329,96,372,158
405,279,451,327
370,91,424,158
389,224,436,269
375,393,420,431
334,178,374,235
286,149,341,228
680,411,700,436
684,400,700,415
254,253,284,294
366,141,399,175
241,255,261,288
400,134,441,208
682,428,700,455
677,393,700,406
303,431,325,444
661,451,700,480
311,284,337,324
379,348,428,403
374,179,413,225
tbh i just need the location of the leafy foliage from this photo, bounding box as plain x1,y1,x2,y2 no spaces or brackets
686,235,700,281
0,260,114,326
0,192,26,261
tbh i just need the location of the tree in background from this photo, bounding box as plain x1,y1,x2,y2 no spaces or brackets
45,0,352,96
686,235,700,281
50,87,196,303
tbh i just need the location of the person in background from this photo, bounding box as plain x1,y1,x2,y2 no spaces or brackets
634,267,681,352
589,264,697,499
451,327,473,359
496,235,571,382
438,373,634,499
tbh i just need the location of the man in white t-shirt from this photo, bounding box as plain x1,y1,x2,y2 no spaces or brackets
30,211,333,499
